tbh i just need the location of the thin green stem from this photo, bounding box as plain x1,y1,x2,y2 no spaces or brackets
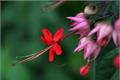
118,46,120,53
93,60,96,80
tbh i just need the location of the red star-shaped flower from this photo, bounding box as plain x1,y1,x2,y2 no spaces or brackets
40,28,64,62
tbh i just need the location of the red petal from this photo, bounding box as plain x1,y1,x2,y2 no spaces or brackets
49,48,55,62
53,43,62,55
42,28,53,42
40,36,51,45
53,28,64,42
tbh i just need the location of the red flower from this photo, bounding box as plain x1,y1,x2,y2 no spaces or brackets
113,54,120,69
80,64,90,76
40,28,64,62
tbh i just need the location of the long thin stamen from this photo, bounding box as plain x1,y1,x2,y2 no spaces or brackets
12,45,53,66
16,53,35,59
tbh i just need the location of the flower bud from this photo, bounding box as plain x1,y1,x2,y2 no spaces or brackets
113,54,120,69
80,65,90,76
113,19,120,46
84,4,97,15
114,19,120,30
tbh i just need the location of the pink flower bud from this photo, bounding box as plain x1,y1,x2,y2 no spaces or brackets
67,12,90,38
75,12,85,18
114,19,120,30
113,54,120,69
112,19,120,46
80,65,90,76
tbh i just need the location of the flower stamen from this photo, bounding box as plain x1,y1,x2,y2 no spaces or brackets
12,45,53,66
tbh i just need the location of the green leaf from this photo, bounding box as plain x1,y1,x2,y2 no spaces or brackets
110,70,119,80
95,48,119,80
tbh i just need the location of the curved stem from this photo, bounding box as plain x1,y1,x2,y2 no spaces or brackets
91,13,113,26
62,31,76,40
52,0,66,8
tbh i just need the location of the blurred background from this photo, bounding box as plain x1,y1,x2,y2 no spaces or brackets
1,1,119,80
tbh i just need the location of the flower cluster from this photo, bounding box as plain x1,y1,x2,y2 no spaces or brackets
13,4,120,77
67,6,120,76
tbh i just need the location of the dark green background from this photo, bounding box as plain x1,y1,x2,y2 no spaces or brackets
1,1,119,80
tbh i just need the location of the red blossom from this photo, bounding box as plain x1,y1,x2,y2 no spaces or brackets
40,28,64,62
80,64,90,76
113,54,120,69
